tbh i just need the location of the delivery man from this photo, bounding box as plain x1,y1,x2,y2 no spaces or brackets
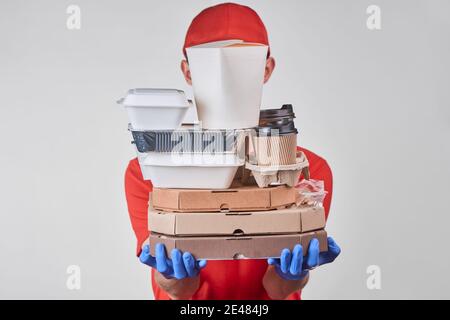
125,2,341,300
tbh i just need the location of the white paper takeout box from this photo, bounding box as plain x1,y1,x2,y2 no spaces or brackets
187,40,268,130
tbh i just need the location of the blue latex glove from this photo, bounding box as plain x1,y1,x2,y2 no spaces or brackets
267,237,341,281
139,243,207,280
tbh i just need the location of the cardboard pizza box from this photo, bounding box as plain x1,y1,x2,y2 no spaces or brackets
151,185,297,213
149,230,328,260
148,205,326,236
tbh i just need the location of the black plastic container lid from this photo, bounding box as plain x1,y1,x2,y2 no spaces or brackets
260,104,296,120
130,129,239,153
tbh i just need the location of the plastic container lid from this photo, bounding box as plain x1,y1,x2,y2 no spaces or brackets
118,89,190,108
260,105,295,121
257,104,298,136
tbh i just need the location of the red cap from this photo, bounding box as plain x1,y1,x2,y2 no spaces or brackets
183,2,270,57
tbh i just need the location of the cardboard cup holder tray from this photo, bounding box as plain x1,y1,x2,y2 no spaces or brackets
245,151,310,188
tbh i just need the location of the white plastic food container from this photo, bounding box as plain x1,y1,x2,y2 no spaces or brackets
118,89,191,131
138,153,244,189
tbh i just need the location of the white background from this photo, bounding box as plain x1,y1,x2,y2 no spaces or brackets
0,0,449,299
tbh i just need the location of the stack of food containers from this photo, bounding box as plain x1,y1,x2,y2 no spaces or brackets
119,89,246,190
119,42,329,260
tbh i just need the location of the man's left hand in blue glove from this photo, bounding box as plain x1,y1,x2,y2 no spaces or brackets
263,237,341,299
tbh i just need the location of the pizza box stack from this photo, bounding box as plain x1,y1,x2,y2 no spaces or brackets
118,40,328,260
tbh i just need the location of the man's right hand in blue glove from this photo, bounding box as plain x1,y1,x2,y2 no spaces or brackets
263,237,341,299
139,243,207,299
267,237,341,281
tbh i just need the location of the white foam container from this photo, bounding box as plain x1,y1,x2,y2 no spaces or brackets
137,152,244,189
118,89,191,131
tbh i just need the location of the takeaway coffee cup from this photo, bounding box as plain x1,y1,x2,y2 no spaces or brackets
252,105,298,166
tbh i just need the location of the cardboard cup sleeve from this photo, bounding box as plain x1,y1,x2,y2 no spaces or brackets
253,134,298,166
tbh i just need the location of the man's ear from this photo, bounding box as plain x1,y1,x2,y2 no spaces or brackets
264,57,276,84
181,60,192,85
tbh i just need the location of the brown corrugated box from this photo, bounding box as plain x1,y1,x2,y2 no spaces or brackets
149,230,328,260
151,185,297,212
148,206,326,236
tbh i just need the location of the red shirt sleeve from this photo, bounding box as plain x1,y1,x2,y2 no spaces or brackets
124,158,153,256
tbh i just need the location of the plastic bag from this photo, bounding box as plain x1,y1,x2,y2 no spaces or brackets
295,179,328,206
